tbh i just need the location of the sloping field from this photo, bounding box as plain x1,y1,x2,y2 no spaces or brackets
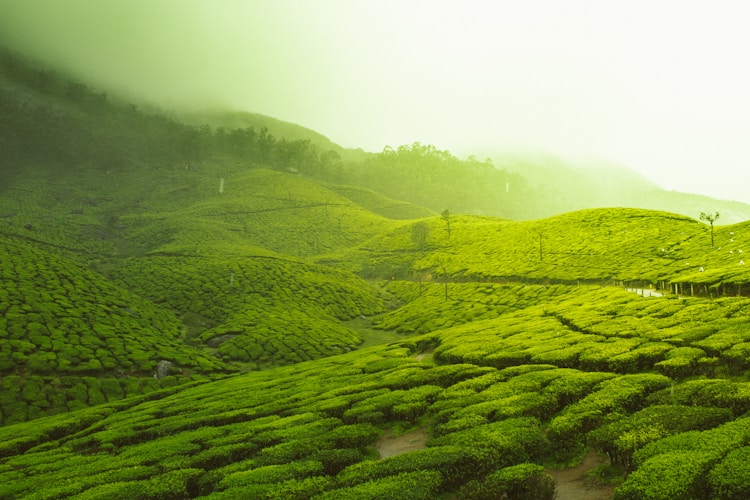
3,283,750,498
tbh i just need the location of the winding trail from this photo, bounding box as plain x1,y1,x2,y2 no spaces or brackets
375,427,430,459
547,449,616,500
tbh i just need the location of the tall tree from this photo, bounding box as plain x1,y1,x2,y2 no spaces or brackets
699,211,720,248
412,221,431,252
441,209,452,240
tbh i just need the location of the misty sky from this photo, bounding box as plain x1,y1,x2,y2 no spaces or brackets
1,0,749,202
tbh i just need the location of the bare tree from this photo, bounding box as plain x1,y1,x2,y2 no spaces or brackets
699,211,720,248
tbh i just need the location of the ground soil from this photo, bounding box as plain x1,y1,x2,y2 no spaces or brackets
547,449,617,500
375,427,430,458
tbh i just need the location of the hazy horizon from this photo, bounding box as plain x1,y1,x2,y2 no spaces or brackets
1,0,749,203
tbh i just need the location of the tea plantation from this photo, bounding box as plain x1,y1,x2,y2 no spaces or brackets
5,161,750,498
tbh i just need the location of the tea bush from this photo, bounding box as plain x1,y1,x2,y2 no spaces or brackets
457,463,556,500
589,404,733,471
708,446,750,499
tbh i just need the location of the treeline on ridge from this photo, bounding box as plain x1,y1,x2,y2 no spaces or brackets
0,49,534,218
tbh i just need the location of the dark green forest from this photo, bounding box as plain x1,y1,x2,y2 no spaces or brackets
4,49,750,499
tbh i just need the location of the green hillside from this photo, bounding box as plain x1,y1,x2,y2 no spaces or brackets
5,49,750,499
321,207,750,291
4,286,750,498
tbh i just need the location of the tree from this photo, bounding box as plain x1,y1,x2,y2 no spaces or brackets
441,209,452,240
435,254,451,301
412,222,431,252
699,211,720,248
534,229,545,261
257,126,275,164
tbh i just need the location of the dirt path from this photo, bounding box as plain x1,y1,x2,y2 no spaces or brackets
547,449,616,500
375,427,429,458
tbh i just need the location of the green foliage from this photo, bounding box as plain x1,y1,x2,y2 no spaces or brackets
457,463,556,500
428,417,548,472
647,379,750,415
6,49,750,499
547,374,671,451
589,404,733,471
708,446,750,500
614,451,715,500
337,445,478,490
317,470,442,500
219,460,324,488
614,416,750,499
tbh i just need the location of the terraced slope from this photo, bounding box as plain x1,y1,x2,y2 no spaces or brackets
323,183,436,220
323,207,750,290
119,168,398,258
6,51,750,499
3,284,750,498
109,254,384,367
0,233,232,424
0,164,396,422
0,234,226,375
0,165,400,258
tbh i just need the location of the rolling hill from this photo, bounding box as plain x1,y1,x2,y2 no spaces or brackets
4,48,750,499
495,153,750,223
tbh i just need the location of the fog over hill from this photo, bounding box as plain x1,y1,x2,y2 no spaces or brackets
1,1,749,203
1,45,750,224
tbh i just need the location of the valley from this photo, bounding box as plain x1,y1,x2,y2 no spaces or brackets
2,50,750,499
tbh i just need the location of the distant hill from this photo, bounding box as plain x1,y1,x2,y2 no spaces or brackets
178,109,369,162
494,152,750,223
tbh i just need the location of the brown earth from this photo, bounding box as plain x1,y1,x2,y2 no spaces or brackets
547,449,617,500
375,427,430,458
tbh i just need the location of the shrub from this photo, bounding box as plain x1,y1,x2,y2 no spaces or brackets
647,379,750,416
547,374,670,451
614,451,715,500
254,439,323,466
708,446,750,499
429,417,548,472
316,470,442,500
314,448,365,475
457,463,556,500
635,416,750,464
589,405,733,471
336,445,481,490
219,460,324,488
322,423,381,448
